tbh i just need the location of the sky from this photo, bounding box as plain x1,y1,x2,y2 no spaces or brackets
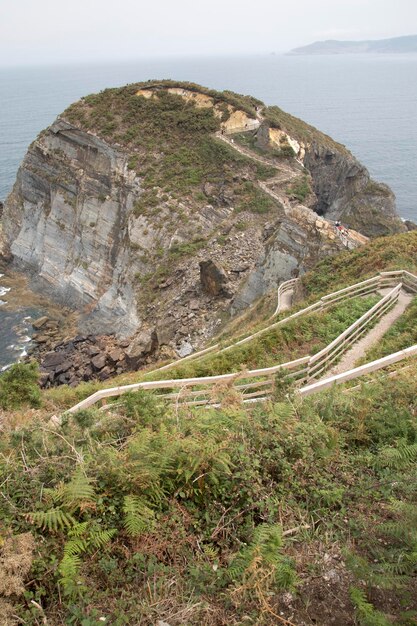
1,0,416,66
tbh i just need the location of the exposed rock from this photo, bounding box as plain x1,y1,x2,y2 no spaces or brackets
303,144,405,237
177,340,193,357
405,220,417,231
1,81,405,367
42,351,68,369
91,354,107,371
98,366,112,381
32,316,49,330
54,360,72,375
156,323,176,346
231,206,346,313
125,329,158,366
199,260,230,297
108,348,123,363
2,118,140,338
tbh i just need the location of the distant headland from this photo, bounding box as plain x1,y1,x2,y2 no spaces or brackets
289,33,417,55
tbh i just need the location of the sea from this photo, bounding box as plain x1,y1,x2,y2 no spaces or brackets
0,53,416,368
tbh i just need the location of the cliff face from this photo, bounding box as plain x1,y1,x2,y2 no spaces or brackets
1,81,405,361
262,107,405,237
303,143,401,237
4,119,140,337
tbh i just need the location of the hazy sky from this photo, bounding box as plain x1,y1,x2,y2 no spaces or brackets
1,0,416,66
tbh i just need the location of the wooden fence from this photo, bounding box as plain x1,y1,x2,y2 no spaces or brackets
299,344,417,397
271,278,298,318
65,270,416,414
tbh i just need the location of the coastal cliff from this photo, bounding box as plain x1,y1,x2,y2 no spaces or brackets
1,81,405,367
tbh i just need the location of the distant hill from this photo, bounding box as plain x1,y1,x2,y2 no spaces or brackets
289,34,417,55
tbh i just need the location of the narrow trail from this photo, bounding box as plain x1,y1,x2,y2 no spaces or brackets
216,130,363,249
217,132,299,179
217,132,305,214
325,290,413,377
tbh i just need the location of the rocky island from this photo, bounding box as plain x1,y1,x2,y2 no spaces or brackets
0,80,405,384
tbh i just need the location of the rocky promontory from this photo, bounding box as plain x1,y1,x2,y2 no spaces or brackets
0,81,405,375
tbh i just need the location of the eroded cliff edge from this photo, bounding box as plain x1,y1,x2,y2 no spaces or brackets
1,81,405,368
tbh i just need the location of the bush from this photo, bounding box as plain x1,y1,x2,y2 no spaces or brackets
0,362,41,410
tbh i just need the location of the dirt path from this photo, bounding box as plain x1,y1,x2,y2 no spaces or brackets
326,291,413,377
216,132,363,250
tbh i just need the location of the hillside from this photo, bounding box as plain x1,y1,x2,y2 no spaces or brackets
290,33,417,55
0,231,416,625
0,81,405,385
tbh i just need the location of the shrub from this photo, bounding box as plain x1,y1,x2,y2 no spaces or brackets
0,362,41,409
287,174,311,202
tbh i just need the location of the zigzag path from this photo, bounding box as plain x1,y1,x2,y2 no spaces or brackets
216,130,365,249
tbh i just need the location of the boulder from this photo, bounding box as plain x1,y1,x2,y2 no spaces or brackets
108,348,123,363
42,351,69,369
98,366,112,381
88,345,100,357
177,340,193,357
156,323,175,346
32,316,49,330
55,360,73,375
125,329,158,367
199,260,230,297
91,354,107,371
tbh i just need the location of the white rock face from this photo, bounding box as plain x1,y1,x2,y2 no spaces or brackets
3,119,140,337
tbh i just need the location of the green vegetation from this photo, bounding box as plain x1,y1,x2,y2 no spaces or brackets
301,231,417,298
168,237,207,260
1,230,417,623
264,105,350,155
286,174,311,202
361,295,417,362
64,81,266,202
1,364,416,624
364,180,392,197
146,295,379,380
235,181,278,214
0,362,41,410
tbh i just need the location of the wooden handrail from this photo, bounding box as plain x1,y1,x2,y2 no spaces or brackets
299,345,417,397
63,270,416,414
309,284,401,365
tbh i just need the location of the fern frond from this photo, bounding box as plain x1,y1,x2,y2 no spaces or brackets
28,508,75,532
88,526,117,549
67,521,90,538
378,442,417,468
123,495,155,537
62,467,96,510
63,538,88,557
227,523,296,590
59,553,83,592
350,587,392,626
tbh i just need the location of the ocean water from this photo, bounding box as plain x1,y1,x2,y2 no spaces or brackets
0,54,416,221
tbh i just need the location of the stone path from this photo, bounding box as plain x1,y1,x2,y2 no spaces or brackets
325,290,413,377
